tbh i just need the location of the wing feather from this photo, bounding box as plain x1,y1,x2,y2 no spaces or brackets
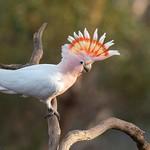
0,64,59,100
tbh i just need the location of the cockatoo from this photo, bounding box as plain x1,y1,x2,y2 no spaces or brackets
0,28,120,118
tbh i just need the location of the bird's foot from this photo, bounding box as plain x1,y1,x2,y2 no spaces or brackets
44,108,60,120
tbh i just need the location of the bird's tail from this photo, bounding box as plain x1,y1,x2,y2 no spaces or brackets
0,69,17,94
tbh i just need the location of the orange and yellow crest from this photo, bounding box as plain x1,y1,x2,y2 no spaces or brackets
67,28,115,58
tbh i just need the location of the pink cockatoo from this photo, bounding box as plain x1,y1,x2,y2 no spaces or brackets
0,28,120,118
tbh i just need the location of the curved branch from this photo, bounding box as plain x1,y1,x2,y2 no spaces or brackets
0,63,25,70
29,22,47,64
59,117,150,150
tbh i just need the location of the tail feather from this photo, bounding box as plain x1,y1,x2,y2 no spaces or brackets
0,69,17,94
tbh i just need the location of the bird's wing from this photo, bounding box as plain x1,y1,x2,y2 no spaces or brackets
0,64,60,99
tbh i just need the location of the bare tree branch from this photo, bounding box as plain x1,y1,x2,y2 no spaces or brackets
48,98,61,150
0,63,26,70
30,23,61,150
29,22,47,64
59,117,150,150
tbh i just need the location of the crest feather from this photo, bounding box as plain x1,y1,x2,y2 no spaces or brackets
67,28,119,59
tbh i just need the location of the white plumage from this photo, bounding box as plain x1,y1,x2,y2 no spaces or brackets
0,64,61,99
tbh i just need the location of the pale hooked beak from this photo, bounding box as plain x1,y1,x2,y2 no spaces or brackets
83,63,92,72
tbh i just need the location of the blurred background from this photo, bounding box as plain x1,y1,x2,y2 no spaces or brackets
0,0,150,149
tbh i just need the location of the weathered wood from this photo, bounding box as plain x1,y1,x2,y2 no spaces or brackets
48,98,61,150
0,63,26,69
59,117,150,150
29,22,47,64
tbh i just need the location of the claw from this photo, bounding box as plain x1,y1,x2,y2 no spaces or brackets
54,111,60,120
44,108,60,120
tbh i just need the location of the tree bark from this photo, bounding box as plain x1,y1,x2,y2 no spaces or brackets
48,98,61,150
59,117,150,150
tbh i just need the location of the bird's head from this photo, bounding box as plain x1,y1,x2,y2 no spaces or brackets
61,28,120,73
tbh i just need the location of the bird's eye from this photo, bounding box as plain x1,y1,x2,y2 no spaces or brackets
80,61,84,65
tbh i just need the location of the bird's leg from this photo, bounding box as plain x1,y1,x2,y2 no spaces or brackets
44,98,60,120
45,108,60,120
